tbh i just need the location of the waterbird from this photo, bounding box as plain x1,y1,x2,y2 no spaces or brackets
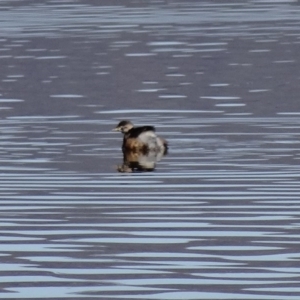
112,120,168,152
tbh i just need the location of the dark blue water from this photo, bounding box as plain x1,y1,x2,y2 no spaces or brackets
0,0,300,299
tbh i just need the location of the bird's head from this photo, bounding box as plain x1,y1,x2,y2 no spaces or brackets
113,120,134,134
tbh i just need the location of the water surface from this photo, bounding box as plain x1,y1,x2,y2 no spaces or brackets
0,0,300,299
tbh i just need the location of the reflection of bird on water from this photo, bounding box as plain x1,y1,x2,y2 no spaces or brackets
112,120,168,153
112,120,168,172
117,149,165,173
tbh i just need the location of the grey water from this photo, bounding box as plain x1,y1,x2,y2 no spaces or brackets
0,0,300,299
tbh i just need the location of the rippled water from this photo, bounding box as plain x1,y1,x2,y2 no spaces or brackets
1,0,300,299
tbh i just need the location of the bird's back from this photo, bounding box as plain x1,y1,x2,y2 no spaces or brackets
127,126,156,138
